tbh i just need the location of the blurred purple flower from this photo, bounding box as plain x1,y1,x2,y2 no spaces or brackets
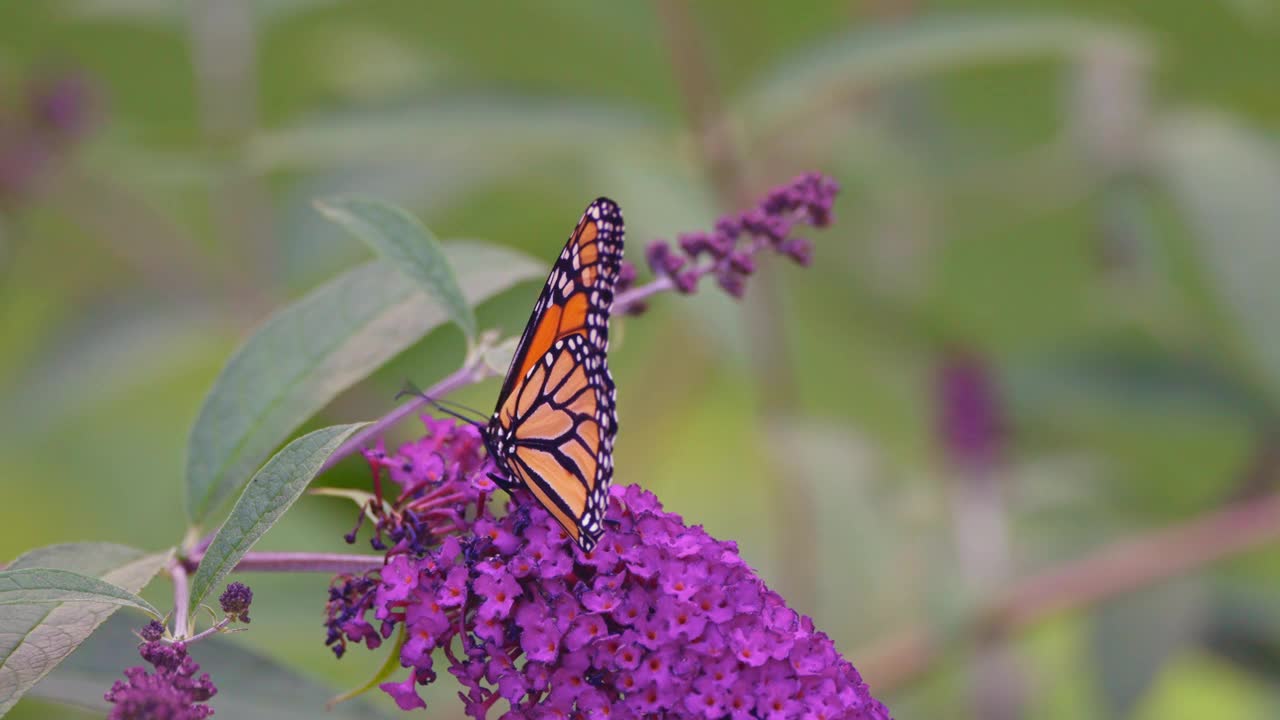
104,634,216,720
28,71,98,141
0,68,100,207
634,172,838,305
0,122,52,204
326,417,892,719
935,349,1004,472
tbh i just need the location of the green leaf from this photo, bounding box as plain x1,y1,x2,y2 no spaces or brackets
185,242,542,524
737,14,1147,143
483,336,519,376
1091,581,1205,717
316,197,475,341
1152,112,1280,403
60,0,348,28
246,97,664,173
0,569,160,616
765,419,915,638
0,544,166,716
188,423,367,614
1200,591,1280,684
0,303,223,451
1006,340,1273,427
29,613,392,719
327,622,407,708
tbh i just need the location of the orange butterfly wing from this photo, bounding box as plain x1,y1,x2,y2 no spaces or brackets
485,198,622,551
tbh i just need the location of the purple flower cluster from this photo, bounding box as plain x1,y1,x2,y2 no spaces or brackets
641,172,839,301
326,417,892,719
0,69,98,206
325,416,497,658
104,630,217,720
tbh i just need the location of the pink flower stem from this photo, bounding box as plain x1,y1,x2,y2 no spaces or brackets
183,618,232,645
406,491,469,513
422,511,467,528
370,461,385,510
418,484,467,505
442,520,468,534
169,559,191,639
614,275,675,309
234,552,386,573
859,486,1280,692
443,638,461,666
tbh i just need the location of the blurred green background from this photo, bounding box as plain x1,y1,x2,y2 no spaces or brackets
4,1,1280,718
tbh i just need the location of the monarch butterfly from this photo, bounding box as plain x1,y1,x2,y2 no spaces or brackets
480,198,623,552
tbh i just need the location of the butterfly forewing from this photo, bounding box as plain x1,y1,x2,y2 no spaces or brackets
485,198,622,551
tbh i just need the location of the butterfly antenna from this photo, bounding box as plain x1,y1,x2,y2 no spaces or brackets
427,396,490,420
396,381,486,427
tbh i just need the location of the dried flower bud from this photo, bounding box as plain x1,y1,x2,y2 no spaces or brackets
623,300,649,316
646,241,673,277
782,237,814,267
674,270,700,294
219,581,253,624
728,251,756,275
139,620,166,643
662,253,688,277
616,260,638,293
716,269,747,299
678,231,713,258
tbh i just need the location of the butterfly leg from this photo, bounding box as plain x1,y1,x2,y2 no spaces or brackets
489,472,519,492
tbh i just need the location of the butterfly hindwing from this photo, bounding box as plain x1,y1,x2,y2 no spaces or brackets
485,198,622,551
500,336,614,549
